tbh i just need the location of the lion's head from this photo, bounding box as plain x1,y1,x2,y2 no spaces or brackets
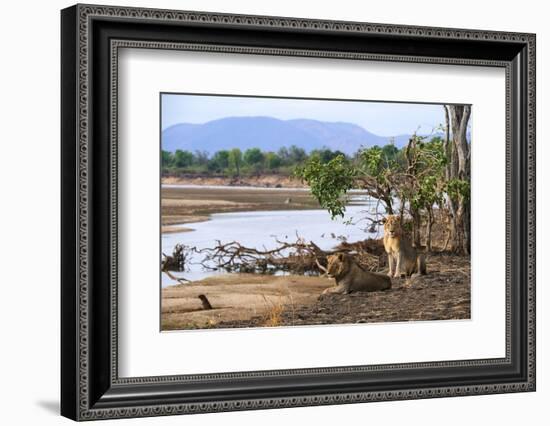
383,215,402,238
326,253,351,279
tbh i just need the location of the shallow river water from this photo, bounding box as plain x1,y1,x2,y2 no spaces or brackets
162,196,383,287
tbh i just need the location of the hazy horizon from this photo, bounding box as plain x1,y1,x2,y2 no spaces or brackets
161,93,449,137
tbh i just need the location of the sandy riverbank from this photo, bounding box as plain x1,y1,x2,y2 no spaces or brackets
162,174,306,188
161,273,332,330
161,253,470,331
161,185,322,228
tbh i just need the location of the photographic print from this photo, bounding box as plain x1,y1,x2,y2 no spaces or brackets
160,93,472,331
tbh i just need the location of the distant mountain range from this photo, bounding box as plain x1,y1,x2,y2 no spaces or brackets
161,116,418,155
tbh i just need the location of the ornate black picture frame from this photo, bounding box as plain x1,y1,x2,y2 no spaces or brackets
61,4,536,421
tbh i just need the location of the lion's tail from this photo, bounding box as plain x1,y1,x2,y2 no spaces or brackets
417,254,427,275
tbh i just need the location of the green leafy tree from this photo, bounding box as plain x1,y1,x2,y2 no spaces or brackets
244,148,265,172
265,152,282,170
277,147,291,165
243,148,264,165
355,145,400,214
194,150,209,167
381,143,400,164
299,136,451,251
277,145,307,166
310,148,347,164
300,144,397,218
298,155,356,219
288,145,307,164
404,137,447,249
173,150,194,168
228,148,242,177
161,150,174,168
209,150,230,172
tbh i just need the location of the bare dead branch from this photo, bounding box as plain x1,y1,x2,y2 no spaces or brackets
192,236,385,275
162,269,190,285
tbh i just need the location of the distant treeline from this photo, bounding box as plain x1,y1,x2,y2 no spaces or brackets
161,145,350,177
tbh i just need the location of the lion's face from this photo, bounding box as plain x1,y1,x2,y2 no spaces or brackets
383,215,401,238
326,253,350,278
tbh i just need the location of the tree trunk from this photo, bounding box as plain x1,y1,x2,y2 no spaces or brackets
445,104,471,255
411,207,421,248
443,106,452,181
382,187,394,215
450,106,471,181
426,207,434,252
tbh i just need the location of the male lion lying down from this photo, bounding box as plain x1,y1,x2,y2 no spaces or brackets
321,253,392,295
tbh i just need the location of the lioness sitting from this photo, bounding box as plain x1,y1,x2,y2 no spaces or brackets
382,215,427,278
321,253,392,295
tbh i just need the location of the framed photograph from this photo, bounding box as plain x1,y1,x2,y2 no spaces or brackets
61,4,536,421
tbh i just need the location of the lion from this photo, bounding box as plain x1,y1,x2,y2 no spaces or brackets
382,215,427,278
320,253,392,295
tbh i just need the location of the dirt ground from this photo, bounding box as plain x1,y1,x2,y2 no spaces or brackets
161,253,470,330
161,274,333,330
218,254,470,328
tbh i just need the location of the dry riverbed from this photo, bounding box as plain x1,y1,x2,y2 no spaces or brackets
161,184,322,231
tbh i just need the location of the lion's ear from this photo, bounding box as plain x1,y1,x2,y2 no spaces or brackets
337,253,344,260
381,217,387,224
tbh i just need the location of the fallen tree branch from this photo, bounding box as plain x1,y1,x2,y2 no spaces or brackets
315,258,328,276
162,269,190,284
194,237,385,275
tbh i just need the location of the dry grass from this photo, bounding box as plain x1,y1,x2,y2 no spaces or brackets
262,302,285,327
260,292,296,327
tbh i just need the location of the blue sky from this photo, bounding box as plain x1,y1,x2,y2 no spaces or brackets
161,93,449,136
